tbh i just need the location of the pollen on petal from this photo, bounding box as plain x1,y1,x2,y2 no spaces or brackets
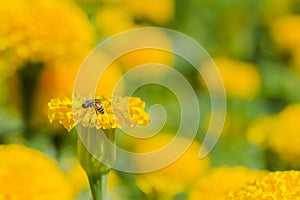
47,98,74,132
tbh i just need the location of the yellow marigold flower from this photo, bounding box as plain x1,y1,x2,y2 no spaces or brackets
226,171,300,199
0,0,94,70
48,97,74,132
0,144,73,200
269,104,300,163
133,134,210,199
114,29,174,74
188,166,266,200
124,0,175,24
0,0,95,124
95,0,174,35
270,14,300,52
95,5,136,36
200,57,260,99
247,104,300,165
47,96,150,132
247,115,275,145
64,161,89,197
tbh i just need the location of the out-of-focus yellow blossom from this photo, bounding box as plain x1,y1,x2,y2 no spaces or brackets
95,6,136,36
247,104,300,165
66,162,90,197
95,0,174,36
188,166,266,200
133,134,210,199
270,14,300,53
40,62,123,97
117,49,174,73
201,57,260,99
114,29,174,73
124,0,175,24
47,96,150,132
96,13,174,74
226,171,300,199
0,144,73,200
0,0,94,70
269,104,300,163
247,115,274,146
0,0,95,119
108,170,121,190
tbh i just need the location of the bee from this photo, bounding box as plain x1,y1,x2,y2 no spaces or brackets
81,99,104,114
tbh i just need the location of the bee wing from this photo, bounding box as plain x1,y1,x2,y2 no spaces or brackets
82,99,94,108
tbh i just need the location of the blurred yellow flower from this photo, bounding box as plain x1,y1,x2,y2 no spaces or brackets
188,166,266,200
270,14,300,53
247,115,275,146
95,11,174,78
0,144,73,200
95,0,174,36
114,29,174,74
201,57,261,99
133,134,210,199
47,96,150,131
124,0,175,24
247,104,300,165
0,0,94,70
226,171,300,199
95,5,136,36
0,0,95,120
65,161,89,196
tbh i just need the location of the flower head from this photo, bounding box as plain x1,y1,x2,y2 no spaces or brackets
0,0,94,70
132,134,210,198
226,171,300,199
200,57,261,99
0,144,73,200
94,0,175,36
189,166,266,200
270,14,300,52
247,104,300,165
48,96,150,132
124,0,175,24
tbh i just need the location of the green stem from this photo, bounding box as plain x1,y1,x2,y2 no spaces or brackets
77,127,115,200
87,173,109,200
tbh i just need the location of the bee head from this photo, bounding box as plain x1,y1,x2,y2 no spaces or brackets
81,103,88,108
